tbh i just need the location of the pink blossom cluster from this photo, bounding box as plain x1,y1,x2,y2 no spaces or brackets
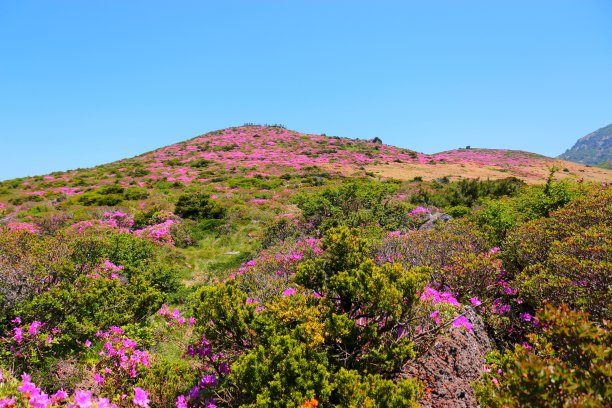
69,212,180,246
0,370,150,408
5,222,40,234
54,187,81,196
133,219,178,245
183,335,227,408
158,304,195,327
420,287,473,332
420,286,461,307
409,206,431,216
102,211,135,229
94,327,151,383
232,236,322,280
86,260,123,280
1,317,55,355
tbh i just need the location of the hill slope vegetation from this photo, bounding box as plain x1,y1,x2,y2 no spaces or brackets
0,125,610,407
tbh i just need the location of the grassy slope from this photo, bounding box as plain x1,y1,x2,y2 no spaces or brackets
1,125,610,284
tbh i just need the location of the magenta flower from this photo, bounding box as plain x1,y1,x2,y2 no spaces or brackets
133,387,150,407
176,395,188,408
94,372,105,384
470,297,482,306
199,374,218,388
73,390,93,408
51,390,68,402
189,316,196,326
0,398,16,407
282,288,296,297
84,339,92,348
28,321,42,335
429,310,441,324
452,315,473,332
13,327,23,343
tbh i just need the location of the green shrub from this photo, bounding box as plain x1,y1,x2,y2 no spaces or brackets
475,305,611,407
175,192,225,221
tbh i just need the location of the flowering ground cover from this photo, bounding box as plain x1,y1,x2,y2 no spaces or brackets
0,125,610,407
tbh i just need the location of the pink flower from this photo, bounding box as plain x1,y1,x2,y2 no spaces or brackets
133,387,150,408
176,395,188,408
84,339,92,348
429,310,441,324
452,316,473,332
94,372,105,384
73,390,93,408
520,312,532,322
0,398,15,407
282,288,296,297
189,317,196,326
28,321,42,335
470,297,482,306
13,327,23,343
17,374,38,396
51,390,68,402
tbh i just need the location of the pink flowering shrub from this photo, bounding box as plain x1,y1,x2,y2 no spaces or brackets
4,222,40,234
475,305,610,407
0,369,151,408
0,318,57,375
233,236,323,302
133,219,178,245
373,219,487,271
94,326,151,393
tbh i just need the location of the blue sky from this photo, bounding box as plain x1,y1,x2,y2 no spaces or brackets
1,0,611,180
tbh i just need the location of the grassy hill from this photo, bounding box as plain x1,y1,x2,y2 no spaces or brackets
0,125,610,407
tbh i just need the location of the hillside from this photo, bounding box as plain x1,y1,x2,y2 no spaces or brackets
0,125,610,407
559,123,612,167
2,125,610,200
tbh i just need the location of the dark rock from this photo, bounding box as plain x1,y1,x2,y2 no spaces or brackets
404,308,492,408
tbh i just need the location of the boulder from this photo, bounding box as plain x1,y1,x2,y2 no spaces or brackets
404,308,492,407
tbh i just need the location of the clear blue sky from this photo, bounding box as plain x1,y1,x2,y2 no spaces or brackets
1,1,611,180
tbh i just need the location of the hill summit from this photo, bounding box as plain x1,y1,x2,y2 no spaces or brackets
2,125,611,194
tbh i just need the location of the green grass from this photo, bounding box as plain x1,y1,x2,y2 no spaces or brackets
177,225,260,287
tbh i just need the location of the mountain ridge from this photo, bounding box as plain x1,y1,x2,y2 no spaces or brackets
559,124,612,167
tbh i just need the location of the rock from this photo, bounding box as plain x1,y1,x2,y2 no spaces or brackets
419,212,453,231
404,308,492,408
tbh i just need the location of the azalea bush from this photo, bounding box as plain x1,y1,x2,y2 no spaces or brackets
179,226,479,407
504,186,612,320
475,305,611,407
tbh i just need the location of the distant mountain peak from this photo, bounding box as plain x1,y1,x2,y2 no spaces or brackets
559,124,612,167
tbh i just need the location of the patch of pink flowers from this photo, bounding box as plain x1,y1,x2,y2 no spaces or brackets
133,219,178,245
0,370,152,408
5,222,40,234
409,206,431,216
86,260,124,280
94,326,151,382
158,304,195,327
